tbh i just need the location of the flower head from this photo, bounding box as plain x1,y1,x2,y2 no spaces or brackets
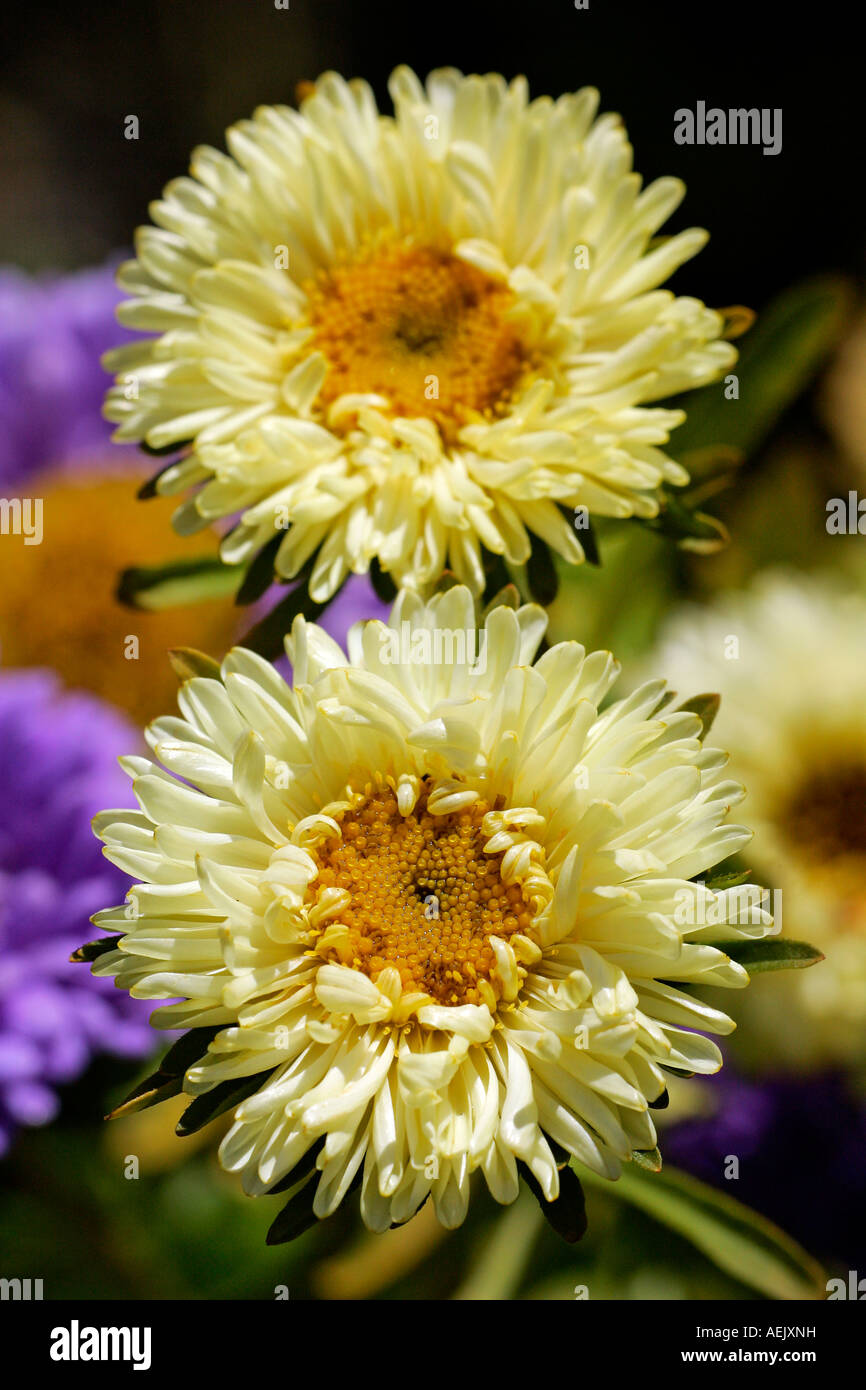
89,587,768,1231
645,570,866,1070
104,67,734,601
0,670,153,1155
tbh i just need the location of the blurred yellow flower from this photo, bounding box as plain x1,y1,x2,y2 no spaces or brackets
0,467,241,724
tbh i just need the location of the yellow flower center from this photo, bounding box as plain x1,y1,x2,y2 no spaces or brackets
305,240,529,441
310,783,537,1006
784,765,866,860
0,468,240,724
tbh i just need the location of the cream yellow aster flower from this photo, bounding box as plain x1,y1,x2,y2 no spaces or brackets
104,67,735,601
646,570,866,1070
87,587,769,1233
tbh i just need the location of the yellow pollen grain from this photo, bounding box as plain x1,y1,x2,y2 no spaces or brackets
305,240,529,441
311,782,537,1006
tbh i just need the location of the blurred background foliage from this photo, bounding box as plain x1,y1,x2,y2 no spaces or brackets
1,0,864,1300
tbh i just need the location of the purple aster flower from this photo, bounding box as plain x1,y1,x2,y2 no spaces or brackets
319,573,392,641
665,1070,866,1268
0,261,139,487
0,669,154,1156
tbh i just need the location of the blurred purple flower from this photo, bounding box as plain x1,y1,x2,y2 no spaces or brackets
319,574,392,641
0,670,154,1156
0,261,136,487
665,1070,866,1268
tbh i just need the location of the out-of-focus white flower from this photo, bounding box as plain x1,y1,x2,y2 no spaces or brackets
647,570,866,1069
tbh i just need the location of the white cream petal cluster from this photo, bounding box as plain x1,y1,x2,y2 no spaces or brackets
104,67,735,600
645,570,866,1069
91,588,767,1229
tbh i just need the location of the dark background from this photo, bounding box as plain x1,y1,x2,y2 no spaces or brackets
0,0,859,314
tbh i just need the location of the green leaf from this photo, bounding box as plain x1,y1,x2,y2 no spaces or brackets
234,534,283,607
167,647,223,683
632,1146,663,1172
431,570,464,596
107,1027,226,1123
139,439,191,461
526,533,558,604
649,689,678,717
265,1139,325,1196
106,1070,183,1120
647,1090,670,1111
159,1024,225,1078
520,1159,588,1243
702,865,753,892
668,275,852,461
69,935,122,963
675,692,721,740
645,490,730,553
265,1176,321,1246
369,557,398,605
578,1161,826,1301
561,504,601,566
481,551,514,603
176,1072,273,1137
724,938,824,974
237,584,333,661
117,555,241,610
481,583,522,620
581,518,600,566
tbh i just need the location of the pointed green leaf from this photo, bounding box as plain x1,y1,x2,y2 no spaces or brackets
675,692,721,740
237,581,339,662
650,689,679,717
481,583,522,619
647,491,730,553
139,440,191,462
519,1159,587,1243
106,1070,183,1120
117,555,241,610
369,557,398,604
265,1140,325,1196
563,504,601,566
168,647,223,683
176,1071,274,1137
632,1146,663,1172
266,1176,320,1246
234,534,283,606
159,1024,225,1077
702,866,754,892
724,938,824,974
647,1091,670,1111
431,570,463,596
543,1164,588,1243
526,533,559,604
70,935,123,963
